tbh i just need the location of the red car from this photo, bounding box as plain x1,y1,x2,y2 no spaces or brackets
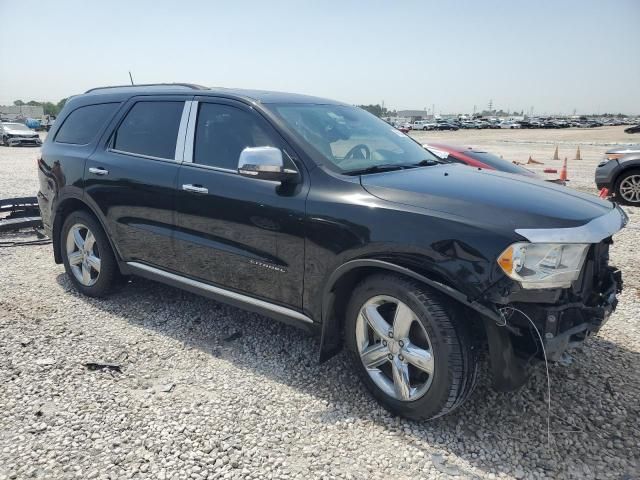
423,143,539,178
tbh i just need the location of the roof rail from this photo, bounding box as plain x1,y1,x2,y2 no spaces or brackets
84,83,209,94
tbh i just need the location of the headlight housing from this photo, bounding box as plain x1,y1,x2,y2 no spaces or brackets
497,242,589,289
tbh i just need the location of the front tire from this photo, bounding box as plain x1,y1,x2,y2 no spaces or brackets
61,210,119,297
615,169,640,206
345,274,478,420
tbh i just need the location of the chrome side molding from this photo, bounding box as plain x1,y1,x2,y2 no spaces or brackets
126,261,314,324
515,205,628,244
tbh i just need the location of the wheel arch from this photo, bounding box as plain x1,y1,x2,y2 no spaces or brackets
613,163,640,192
318,258,501,362
52,196,120,265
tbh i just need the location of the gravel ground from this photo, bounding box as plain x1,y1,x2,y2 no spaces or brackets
0,128,639,480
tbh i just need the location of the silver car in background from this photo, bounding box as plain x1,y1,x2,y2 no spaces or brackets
0,122,43,147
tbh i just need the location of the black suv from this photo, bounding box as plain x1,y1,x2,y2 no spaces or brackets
38,84,626,420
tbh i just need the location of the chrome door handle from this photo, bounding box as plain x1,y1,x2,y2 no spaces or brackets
88,167,109,176
182,184,208,194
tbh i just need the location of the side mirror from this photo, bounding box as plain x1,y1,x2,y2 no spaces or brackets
237,147,299,183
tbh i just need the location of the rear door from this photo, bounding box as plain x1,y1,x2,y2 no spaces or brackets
85,95,192,270
174,98,308,308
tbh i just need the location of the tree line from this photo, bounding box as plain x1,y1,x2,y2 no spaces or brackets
12,99,67,116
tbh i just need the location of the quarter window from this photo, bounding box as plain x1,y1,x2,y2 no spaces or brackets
114,101,184,159
55,103,120,145
193,103,275,170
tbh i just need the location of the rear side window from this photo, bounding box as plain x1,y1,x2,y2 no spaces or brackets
193,103,275,170
55,103,119,145
113,101,184,159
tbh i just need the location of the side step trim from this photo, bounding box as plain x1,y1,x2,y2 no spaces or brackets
126,261,314,324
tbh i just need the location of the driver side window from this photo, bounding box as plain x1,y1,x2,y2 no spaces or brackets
193,104,278,170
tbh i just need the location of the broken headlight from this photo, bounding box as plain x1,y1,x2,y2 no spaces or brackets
497,242,589,289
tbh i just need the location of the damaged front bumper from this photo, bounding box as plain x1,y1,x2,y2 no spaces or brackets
7,136,42,146
483,239,623,391
506,266,622,362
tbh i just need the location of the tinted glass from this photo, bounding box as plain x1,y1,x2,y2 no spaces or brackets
268,104,438,174
55,103,119,145
114,101,184,159
465,151,534,175
194,103,275,169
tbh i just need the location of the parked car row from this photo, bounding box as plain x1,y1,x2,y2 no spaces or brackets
392,117,639,132
398,119,521,131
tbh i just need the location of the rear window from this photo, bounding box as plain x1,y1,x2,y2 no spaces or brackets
55,103,120,145
113,101,184,160
465,151,533,175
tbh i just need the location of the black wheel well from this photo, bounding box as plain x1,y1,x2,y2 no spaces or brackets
52,198,97,263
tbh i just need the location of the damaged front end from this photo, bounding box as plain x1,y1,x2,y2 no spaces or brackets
482,233,624,391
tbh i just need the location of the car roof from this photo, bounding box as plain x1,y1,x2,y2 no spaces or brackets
78,83,344,106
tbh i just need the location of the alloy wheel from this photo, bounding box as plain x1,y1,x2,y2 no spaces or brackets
355,295,434,401
619,174,640,204
66,223,101,286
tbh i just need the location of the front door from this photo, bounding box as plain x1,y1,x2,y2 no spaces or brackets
85,96,191,270
174,99,307,308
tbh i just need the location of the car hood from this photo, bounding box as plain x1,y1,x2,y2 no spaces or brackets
4,128,37,136
606,144,640,154
360,164,616,233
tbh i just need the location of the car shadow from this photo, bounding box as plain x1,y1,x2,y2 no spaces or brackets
55,273,640,479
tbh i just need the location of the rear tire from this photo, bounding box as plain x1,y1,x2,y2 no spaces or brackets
61,210,119,297
614,169,640,206
345,274,478,420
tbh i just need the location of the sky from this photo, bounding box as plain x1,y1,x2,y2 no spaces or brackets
1,0,639,115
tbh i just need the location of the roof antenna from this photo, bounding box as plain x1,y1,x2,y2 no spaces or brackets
128,71,135,85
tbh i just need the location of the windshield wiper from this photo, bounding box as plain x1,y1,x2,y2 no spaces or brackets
344,159,441,176
411,159,441,166
344,164,409,176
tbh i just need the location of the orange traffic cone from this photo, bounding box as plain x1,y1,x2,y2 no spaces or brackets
575,146,581,160
553,146,559,160
559,157,568,181
527,155,543,165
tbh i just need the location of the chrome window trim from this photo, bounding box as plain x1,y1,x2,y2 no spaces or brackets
126,262,313,324
183,100,198,163
515,206,628,244
180,162,237,174
175,101,194,162
107,148,179,164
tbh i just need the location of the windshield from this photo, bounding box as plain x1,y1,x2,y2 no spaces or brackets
4,123,30,131
268,104,440,174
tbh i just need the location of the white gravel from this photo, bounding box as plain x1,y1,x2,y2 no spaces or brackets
1,128,639,479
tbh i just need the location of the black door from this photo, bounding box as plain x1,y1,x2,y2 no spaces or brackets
174,99,307,308
85,96,190,270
